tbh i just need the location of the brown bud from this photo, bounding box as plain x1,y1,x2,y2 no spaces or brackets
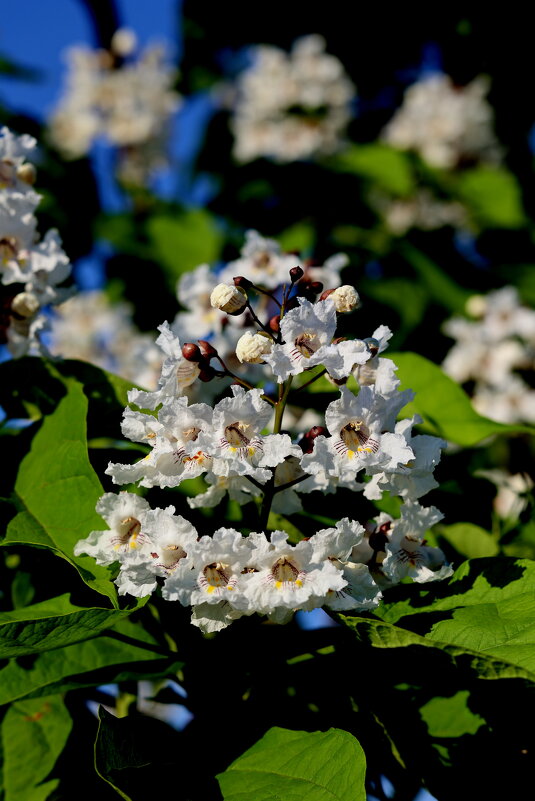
198,365,216,382
233,275,252,289
298,425,328,454
309,281,323,294
182,343,202,362
320,288,335,301
289,265,304,283
198,339,218,359
268,315,280,332
284,296,300,312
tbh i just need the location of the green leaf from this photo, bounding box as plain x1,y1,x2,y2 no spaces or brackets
437,522,499,559
4,379,118,605
217,727,366,801
277,222,315,254
420,690,484,737
330,144,414,196
0,617,179,705
362,277,428,336
95,707,182,801
456,167,526,228
1,695,72,801
147,210,223,285
389,352,534,445
349,557,535,679
0,594,143,658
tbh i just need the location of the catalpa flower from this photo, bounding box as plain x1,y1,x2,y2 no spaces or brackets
128,322,199,410
107,398,213,488
115,507,198,598
197,386,300,481
381,502,453,584
264,298,369,383
302,386,413,481
73,492,153,565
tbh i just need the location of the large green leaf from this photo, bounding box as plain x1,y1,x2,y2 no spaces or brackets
3,380,118,605
0,594,143,659
0,617,180,705
456,166,526,229
389,352,534,445
330,144,415,196
147,209,223,285
1,695,72,801
437,522,499,559
217,727,366,801
344,557,535,679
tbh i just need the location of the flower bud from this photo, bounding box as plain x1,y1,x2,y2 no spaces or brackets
11,292,39,318
182,342,202,362
284,296,300,313
319,288,335,301
289,265,304,283
298,425,327,453
235,331,273,364
210,283,247,314
233,275,253,289
309,281,323,294
466,294,487,318
198,365,216,382
198,339,218,359
111,27,137,56
16,163,36,185
326,285,361,313
268,315,280,332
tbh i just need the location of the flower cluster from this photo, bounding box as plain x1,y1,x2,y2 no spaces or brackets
0,127,72,357
442,287,535,424
382,73,501,169
231,35,356,163
76,237,451,632
49,29,180,185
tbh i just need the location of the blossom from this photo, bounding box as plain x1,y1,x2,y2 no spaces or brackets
217,229,297,290
235,331,273,363
264,298,369,382
232,35,355,163
128,322,200,410
381,502,452,584
73,492,153,565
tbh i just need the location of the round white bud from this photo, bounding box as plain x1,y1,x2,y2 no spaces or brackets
327,285,361,313
210,283,247,314
466,294,487,318
111,28,138,57
235,331,273,363
11,292,39,318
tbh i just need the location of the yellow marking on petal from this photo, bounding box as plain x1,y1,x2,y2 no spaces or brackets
229,447,237,453
227,586,234,591
248,447,255,456
113,544,120,551
296,580,303,587
275,581,283,589
206,585,216,594
346,449,355,459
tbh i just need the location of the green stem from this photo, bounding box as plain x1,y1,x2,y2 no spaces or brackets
294,368,327,392
273,376,293,433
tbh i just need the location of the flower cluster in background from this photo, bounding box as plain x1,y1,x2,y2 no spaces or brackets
231,34,356,163
442,287,535,424
381,73,501,169
0,127,72,357
49,28,180,185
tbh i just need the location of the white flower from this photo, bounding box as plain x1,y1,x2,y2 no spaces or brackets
302,386,414,482
264,298,369,382
243,530,347,622
381,502,452,584
364,416,445,501
217,229,296,290
0,126,37,191
197,385,300,480
73,492,153,565
106,397,213,488
115,508,198,598
128,322,200,410
232,35,355,163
